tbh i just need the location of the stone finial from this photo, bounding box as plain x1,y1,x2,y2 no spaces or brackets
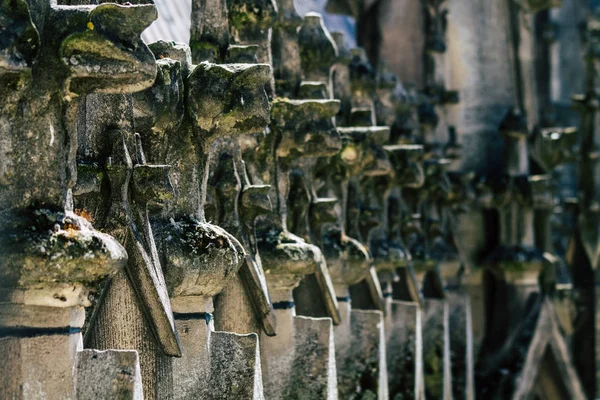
374,67,417,136
311,210,371,289
160,61,270,303
0,2,158,214
189,63,271,138
330,31,353,126
349,48,377,123
258,99,340,290
212,150,277,335
337,127,390,244
227,0,277,62
133,57,185,162
0,0,155,340
97,130,181,356
298,12,338,84
190,0,229,63
148,40,194,77
0,3,162,392
385,144,426,189
272,99,342,158
271,0,303,97
530,127,578,172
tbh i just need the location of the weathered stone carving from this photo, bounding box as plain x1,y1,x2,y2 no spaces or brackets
0,2,157,398
1,0,594,399
150,50,270,398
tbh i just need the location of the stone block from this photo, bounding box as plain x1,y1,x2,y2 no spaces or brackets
292,316,338,400
422,299,452,400
385,300,425,400
0,332,80,399
0,305,84,400
75,349,143,400
170,315,212,399
210,331,264,400
335,308,388,399
447,292,474,400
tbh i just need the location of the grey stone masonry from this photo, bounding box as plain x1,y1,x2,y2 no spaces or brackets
1,0,594,399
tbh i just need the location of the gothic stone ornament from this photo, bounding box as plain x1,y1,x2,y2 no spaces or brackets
477,298,585,400
166,62,270,305
0,2,159,398
257,8,343,387
267,98,342,324
348,48,377,126
331,118,392,399
227,0,277,64
384,145,426,303
271,0,303,97
73,43,178,397
330,31,353,126
298,12,338,86
290,11,348,324
311,134,376,299
254,106,339,399
573,90,600,271
82,126,180,398
479,110,549,366
137,57,272,399
0,2,157,213
210,149,276,336
161,61,271,306
375,66,420,144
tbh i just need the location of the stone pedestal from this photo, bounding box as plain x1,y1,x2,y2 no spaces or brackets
75,349,143,400
210,331,264,400
170,297,265,400
422,299,452,400
447,292,474,400
334,296,387,399
0,304,86,399
384,300,425,400
171,312,212,399
260,291,337,399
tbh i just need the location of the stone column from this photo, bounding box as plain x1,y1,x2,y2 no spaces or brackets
257,98,341,399
0,2,158,399
154,55,271,399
